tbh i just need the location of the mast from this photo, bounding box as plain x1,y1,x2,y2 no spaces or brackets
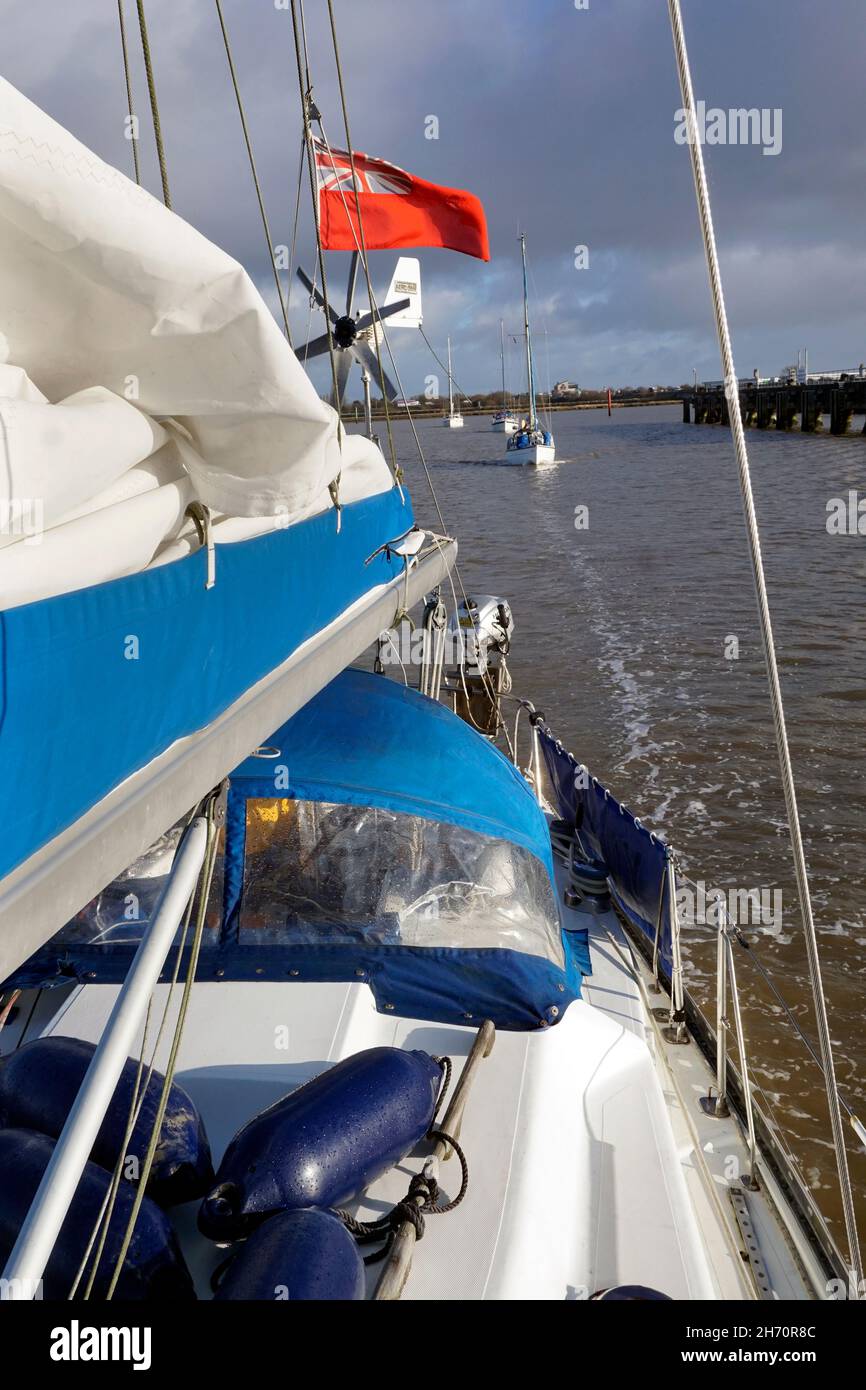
447,335,454,417
499,318,507,407
520,234,536,430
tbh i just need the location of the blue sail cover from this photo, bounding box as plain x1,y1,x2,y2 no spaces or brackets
9,672,584,1030
0,488,413,886
538,725,672,973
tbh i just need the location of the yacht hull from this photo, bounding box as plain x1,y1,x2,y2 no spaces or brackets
504,443,556,466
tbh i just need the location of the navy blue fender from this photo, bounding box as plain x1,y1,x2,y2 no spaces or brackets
214,1208,364,1301
0,1035,213,1207
199,1047,442,1241
0,1129,195,1301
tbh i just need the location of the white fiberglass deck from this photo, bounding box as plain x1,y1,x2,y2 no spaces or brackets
32,906,760,1302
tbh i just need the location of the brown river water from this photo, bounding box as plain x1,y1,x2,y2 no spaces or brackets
390,402,866,1252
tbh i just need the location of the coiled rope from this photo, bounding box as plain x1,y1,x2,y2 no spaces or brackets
338,1129,469,1265
335,1054,469,1264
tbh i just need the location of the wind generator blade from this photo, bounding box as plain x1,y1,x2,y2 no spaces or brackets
353,298,412,335
354,341,398,402
296,266,340,325
300,331,333,358
346,251,359,316
334,350,352,407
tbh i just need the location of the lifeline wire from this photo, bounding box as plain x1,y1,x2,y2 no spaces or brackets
668,0,862,1289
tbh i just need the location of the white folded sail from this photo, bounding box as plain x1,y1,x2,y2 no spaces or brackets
0,77,351,526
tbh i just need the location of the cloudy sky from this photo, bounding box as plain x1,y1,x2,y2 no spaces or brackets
3,0,864,393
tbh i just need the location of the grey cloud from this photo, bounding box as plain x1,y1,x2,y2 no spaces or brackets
2,0,864,392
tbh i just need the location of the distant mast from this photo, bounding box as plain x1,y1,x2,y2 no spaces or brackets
499,318,507,407
447,335,454,417
520,234,536,430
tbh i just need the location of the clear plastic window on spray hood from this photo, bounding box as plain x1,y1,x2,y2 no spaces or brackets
240,797,563,966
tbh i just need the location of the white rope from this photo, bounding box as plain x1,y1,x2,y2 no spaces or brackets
668,0,862,1290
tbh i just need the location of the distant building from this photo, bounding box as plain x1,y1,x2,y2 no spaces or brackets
551,380,580,400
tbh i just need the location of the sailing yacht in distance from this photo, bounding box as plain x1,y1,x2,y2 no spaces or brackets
442,336,464,428
505,235,555,465
491,320,517,433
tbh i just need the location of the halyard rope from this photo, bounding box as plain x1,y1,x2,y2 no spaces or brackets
116,1,141,185
104,795,222,1298
135,0,170,208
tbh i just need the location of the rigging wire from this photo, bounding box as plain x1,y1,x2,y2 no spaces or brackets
288,1,342,415
323,0,398,478
213,0,293,345
287,133,307,330
134,0,171,208
417,326,473,413
308,122,401,478
527,259,554,431
668,0,862,1290
116,1,141,185
288,0,345,527
295,1,514,754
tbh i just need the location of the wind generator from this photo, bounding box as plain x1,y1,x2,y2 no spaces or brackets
296,253,422,434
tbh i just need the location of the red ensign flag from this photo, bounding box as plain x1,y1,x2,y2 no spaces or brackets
314,138,490,262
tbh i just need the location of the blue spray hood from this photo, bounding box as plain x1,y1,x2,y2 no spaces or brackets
232,669,555,875
8,672,587,1031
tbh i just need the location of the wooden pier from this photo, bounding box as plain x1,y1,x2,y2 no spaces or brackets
684,378,866,435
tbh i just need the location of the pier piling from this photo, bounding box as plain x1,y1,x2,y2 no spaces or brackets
686,376,865,438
